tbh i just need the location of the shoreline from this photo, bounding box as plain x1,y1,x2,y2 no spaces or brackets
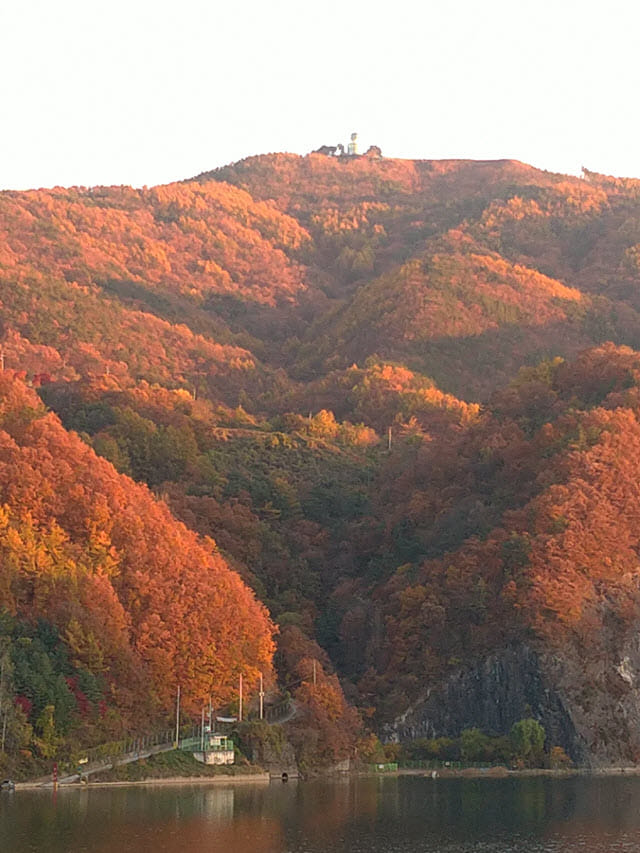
367,765,640,780
14,764,640,791
15,772,272,791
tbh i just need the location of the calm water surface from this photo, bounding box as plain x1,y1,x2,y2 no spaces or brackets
2,775,640,853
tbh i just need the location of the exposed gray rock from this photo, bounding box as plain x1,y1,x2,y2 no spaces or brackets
387,644,588,763
542,624,640,767
241,725,298,775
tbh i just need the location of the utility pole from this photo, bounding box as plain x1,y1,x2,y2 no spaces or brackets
238,674,243,722
174,685,181,748
0,656,5,753
201,707,205,752
259,673,264,721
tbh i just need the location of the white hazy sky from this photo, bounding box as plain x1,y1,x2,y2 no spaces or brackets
2,0,639,190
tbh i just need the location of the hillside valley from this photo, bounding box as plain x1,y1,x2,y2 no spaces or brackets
4,152,640,771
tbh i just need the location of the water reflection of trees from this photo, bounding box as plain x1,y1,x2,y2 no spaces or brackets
545,777,640,839
7,777,640,852
1,786,282,853
235,777,379,842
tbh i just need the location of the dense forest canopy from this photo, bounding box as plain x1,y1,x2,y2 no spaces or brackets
4,152,640,768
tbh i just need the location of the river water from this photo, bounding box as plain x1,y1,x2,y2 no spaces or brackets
3,774,640,853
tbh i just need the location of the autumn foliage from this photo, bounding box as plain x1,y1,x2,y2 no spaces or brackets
7,151,640,765
0,373,275,728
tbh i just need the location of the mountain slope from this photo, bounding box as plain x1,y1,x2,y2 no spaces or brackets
7,153,640,766
345,345,640,762
0,374,275,731
203,154,640,398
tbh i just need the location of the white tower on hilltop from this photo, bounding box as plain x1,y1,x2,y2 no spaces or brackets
347,132,358,156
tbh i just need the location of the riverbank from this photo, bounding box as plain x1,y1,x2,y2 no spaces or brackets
15,773,271,791
14,758,640,791
368,765,640,780
12,748,270,790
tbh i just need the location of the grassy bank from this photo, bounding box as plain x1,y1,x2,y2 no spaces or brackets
90,750,265,783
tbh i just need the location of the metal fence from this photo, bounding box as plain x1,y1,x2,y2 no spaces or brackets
400,759,505,770
70,697,293,772
79,724,200,767
260,698,293,723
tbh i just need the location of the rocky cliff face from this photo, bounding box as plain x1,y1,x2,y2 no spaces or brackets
388,645,586,763
239,724,298,775
544,625,640,767
388,635,640,766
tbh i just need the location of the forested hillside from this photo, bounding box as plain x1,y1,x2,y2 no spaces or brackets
4,151,640,770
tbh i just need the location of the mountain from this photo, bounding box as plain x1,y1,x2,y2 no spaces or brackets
0,373,274,760
352,344,640,763
5,151,640,768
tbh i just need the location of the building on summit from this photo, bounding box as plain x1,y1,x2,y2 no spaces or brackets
313,133,382,158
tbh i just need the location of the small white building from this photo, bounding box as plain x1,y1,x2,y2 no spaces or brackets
192,733,235,765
